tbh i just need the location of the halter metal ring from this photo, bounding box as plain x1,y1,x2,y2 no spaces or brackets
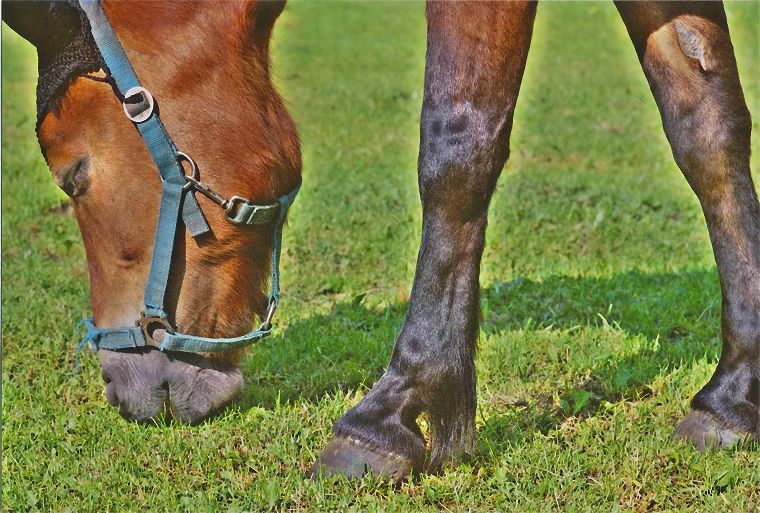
177,152,200,191
260,297,278,331
137,312,175,348
122,86,155,123
178,153,230,207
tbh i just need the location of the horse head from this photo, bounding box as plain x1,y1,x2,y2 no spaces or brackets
4,0,301,423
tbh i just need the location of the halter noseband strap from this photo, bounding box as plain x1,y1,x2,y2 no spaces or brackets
76,0,299,358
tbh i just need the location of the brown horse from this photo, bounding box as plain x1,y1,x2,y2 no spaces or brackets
4,0,758,481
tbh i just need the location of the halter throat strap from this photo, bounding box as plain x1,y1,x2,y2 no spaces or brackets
75,0,299,357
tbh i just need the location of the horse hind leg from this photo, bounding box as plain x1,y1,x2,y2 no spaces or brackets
309,1,537,479
616,1,760,448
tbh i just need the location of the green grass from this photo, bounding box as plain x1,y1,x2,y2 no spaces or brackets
3,1,760,511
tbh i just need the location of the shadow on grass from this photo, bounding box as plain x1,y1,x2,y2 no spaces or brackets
237,268,723,449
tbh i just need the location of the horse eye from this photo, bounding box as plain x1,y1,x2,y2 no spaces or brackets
54,157,91,198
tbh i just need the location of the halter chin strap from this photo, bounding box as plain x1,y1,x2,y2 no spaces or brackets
75,0,299,359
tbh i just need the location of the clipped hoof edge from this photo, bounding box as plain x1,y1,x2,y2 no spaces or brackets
308,436,421,482
673,410,755,451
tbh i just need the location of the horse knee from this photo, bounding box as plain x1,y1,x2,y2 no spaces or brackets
418,101,512,220
644,15,751,182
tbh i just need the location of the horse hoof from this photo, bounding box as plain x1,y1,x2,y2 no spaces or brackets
308,436,420,482
673,410,752,450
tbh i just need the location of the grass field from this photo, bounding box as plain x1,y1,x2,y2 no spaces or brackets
3,2,759,511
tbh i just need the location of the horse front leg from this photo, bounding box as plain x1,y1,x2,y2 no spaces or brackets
310,1,537,480
616,1,760,448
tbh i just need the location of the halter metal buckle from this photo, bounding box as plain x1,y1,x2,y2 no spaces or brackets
122,86,155,123
178,152,230,208
138,312,175,348
260,297,278,331
225,198,279,225
224,196,248,220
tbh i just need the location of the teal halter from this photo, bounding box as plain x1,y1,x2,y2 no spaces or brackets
76,0,299,360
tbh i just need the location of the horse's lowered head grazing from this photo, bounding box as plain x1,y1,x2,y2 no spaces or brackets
7,0,759,482
4,0,301,424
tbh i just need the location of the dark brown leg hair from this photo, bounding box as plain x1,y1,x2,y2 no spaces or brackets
310,1,538,479
616,1,760,448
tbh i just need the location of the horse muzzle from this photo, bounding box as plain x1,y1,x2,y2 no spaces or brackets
99,348,243,424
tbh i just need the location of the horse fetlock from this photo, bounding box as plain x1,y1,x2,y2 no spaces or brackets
318,348,478,478
334,377,426,456
688,361,760,439
425,378,477,470
308,371,429,481
675,359,759,451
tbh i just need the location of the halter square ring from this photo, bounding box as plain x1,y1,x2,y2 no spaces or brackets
123,86,154,123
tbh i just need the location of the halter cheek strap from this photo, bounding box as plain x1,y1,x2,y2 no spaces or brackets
76,186,299,356
75,0,299,361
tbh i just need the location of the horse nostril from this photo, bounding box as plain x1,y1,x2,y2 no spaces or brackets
104,381,119,408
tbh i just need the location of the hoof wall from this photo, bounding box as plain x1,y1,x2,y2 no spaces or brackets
308,436,419,482
674,410,752,451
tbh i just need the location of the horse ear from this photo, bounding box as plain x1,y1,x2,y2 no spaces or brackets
3,0,85,67
3,1,77,50
3,1,48,48
674,18,715,72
